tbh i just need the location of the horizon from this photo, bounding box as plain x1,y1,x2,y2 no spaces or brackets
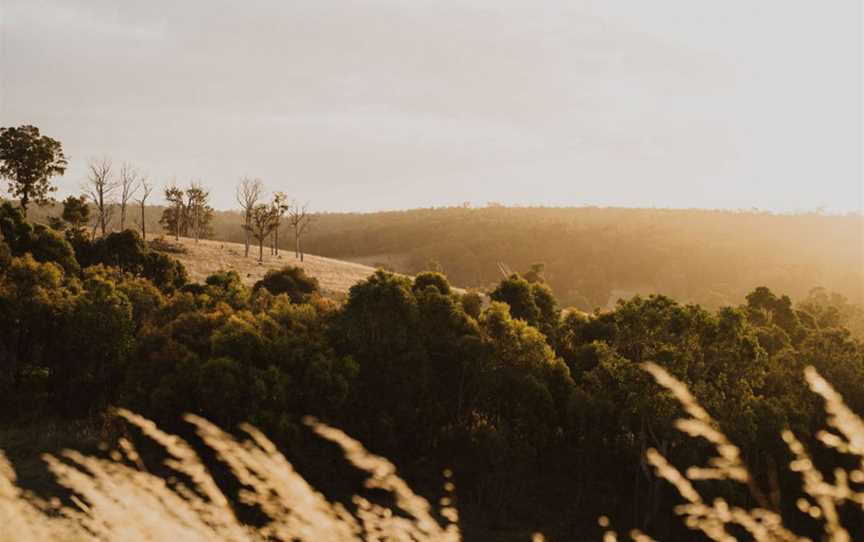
2,0,861,214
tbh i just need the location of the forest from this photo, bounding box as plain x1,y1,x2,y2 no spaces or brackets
4,197,864,539
170,205,861,315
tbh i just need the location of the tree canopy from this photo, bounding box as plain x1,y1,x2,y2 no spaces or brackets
0,125,67,212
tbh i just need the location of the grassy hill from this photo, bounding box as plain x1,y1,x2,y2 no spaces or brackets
153,236,379,298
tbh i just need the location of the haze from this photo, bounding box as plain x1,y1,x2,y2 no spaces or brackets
1,0,861,212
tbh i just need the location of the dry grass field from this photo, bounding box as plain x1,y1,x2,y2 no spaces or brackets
154,237,382,298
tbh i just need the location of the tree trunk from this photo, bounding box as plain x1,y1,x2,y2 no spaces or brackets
140,203,146,241
258,238,264,262
244,214,251,257
274,225,279,255
99,194,106,237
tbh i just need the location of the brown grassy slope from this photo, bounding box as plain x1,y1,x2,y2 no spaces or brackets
157,237,380,298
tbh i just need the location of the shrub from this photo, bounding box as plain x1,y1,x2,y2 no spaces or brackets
253,266,320,303
460,291,483,319
142,251,188,291
413,271,451,295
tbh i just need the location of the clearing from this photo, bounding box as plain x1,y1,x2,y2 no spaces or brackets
154,237,380,298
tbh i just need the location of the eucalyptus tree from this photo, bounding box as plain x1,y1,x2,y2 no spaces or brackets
236,177,263,257
0,125,67,215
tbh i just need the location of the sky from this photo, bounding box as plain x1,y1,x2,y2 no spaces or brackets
1,0,861,213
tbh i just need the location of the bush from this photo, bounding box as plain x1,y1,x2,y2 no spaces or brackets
460,291,483,319
413,271,451,295
29,226,79,275
142,251,188,291
0,202,79,275
253,266,320,303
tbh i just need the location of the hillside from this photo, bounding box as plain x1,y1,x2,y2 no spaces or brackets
202,206,863,311
29,203,864,310
153,236,379,298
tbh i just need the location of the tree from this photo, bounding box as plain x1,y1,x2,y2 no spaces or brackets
490,274,541,328
247,203,277,262
236,177,263,258
0,125,67,214
84,158,117,237
413,271,451,295
270,191,290,256
135,177,154,241
287,202,313,262
185,182,211,243
118,163,141,231
253,266,320,303
60,195,90,238
160,182,212,241
162,183,185,241
461,291,484,319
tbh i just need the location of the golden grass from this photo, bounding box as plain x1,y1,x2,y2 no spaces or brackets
3,364,863,541
598,363,864,542
160,236,381,297
0,410,460,542
160,237,466,298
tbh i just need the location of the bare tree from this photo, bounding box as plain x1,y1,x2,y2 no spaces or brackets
236,177,263,257
84,157,118,237
287,202,314,262
118,163,141,231
247,203,277,263
135,177,154,241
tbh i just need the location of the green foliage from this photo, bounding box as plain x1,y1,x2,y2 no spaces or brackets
3,209,864,539
0,202,79,275
489,273,560,342
205,270,249,309
59,275,134,415
60,195,90,230
460,290,483,319
413,271,451,295
0,236,10,270
143,251,188,291
0,125,67,211
253,266,320,304
490,274,540,326
28,225,80,276
68,228,188,291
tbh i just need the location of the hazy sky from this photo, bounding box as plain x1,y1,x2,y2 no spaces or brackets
1,0,861,212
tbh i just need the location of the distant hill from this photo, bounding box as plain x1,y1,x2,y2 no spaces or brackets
208,206,863,311
27,201,864,310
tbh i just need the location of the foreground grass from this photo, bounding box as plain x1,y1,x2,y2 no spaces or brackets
2,365,864,541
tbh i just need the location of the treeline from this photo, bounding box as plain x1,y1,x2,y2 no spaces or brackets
3,202,864,539
22,185,864,316
296,206,862,311
156,205,861,315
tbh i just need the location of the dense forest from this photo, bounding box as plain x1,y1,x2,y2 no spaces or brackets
4,200,864,539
